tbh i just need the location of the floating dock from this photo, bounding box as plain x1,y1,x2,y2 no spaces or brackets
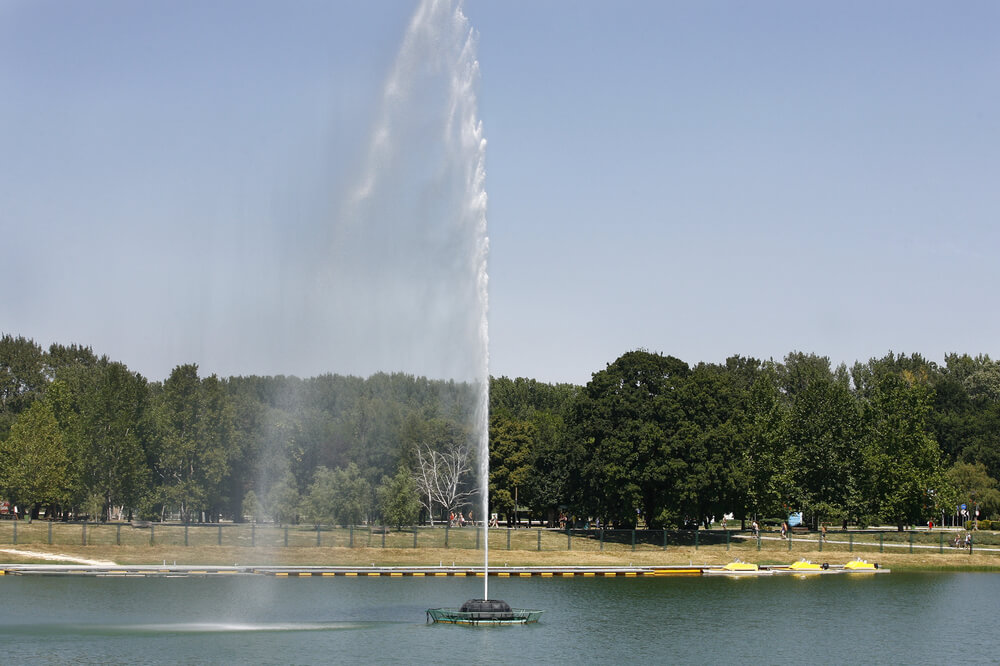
0,561,887,577
0,564,702,577
711,559,889,576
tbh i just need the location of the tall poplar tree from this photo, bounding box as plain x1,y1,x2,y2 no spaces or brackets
151,365,235,521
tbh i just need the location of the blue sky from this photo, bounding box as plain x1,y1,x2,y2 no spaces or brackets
2,1,998,385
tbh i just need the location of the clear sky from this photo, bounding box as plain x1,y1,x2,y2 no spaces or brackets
2,1,998,386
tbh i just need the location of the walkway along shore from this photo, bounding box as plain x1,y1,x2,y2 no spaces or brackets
733,532,993,553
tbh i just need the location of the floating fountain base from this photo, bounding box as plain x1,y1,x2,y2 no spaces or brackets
426,599,543,626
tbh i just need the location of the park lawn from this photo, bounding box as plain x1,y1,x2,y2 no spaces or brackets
2,522,997,571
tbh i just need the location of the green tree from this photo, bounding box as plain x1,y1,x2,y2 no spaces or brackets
490,376,578,524
521,409,572,524
671,363,744,528
377,467,420,528
266,471,300,525
944,461,1000,520
150,365,235,522
737,365,789,524
301,466,339,523
0,335,47,439
858,370,944,528
488,411,535,522
570,350,689,527
301,463,370,525
242,489,262,522
925,354,1000,494
0,400,73,514
196,374,237,519
929,354,975,462
777,351,841,401
964,359,1000,404
75,361,150,521
785,378,861,526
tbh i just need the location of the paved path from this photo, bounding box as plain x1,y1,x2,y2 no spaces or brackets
734,533,994,553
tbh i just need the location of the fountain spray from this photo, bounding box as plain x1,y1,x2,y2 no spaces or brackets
348,0,537,624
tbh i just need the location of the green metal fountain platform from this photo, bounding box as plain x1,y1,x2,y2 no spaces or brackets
426,599,543,625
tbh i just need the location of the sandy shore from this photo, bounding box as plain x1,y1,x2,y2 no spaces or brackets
0,548,116,566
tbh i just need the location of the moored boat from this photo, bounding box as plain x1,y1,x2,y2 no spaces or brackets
704,560,773,576
773,560,834,575
842,559,885,573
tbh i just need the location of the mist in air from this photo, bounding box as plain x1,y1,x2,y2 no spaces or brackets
1,2,487,385
219,0,488,384
329,0,489,385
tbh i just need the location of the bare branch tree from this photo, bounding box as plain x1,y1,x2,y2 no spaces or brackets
433,442,475,521
413,444,440,526
412,441,475,525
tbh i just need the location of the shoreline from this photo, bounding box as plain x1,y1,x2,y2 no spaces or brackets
0,562,885,577
0,543,997,573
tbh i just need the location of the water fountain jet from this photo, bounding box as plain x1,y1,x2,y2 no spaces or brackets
345,0,540,626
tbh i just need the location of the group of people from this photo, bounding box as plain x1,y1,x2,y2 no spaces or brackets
448,511,475,527
953,532,974,551
754,519,827,541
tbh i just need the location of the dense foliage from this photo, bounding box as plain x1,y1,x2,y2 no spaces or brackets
2,333,999,528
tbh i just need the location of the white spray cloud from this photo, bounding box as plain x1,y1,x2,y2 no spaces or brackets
329,0,488,386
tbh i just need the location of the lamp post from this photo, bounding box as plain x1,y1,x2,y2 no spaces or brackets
514,486,518,528
928,489,936,530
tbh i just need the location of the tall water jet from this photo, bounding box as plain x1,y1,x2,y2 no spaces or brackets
342,0,495,604
333,0,489,389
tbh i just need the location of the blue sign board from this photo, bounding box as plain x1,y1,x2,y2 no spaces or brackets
961,503,967,512
788,512,803,527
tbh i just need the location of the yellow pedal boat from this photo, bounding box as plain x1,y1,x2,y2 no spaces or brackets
842,559,885,572
773,560,834,575
704,560,773,576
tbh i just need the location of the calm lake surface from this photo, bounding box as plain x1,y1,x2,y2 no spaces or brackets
0,572,996,664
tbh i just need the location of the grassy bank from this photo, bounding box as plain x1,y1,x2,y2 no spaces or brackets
1,522,997,571
2,542,998,572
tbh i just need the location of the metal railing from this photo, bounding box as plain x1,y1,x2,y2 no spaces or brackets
0,521,991,555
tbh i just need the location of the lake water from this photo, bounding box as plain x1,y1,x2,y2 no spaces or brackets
0,572,995,664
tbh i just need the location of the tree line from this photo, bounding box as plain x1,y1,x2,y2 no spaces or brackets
491,350,1000,530
2,334,999,529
